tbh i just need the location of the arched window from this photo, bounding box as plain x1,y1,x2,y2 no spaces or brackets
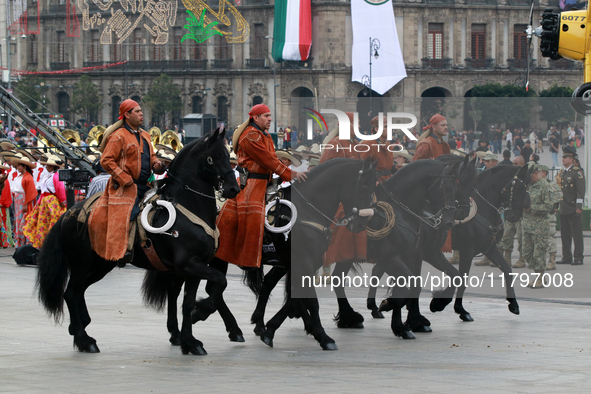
217,96,228,124
112,96,121,123
192,96,203,113
57,92,70,121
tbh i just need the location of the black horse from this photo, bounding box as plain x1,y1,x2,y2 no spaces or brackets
157,158,377,350
247,159,467,341
36,129,240,355
332,157,475,338
430,163,531,321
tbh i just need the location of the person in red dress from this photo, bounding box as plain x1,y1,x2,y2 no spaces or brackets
215,104,306,268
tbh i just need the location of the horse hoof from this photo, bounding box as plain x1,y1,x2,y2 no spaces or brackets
82,343,100,353
371,310,385,319
337,321,364,329
322,342,338,351
229,333,245,343
460,313,474,322
182,345,207,356
412,325,432,333
508,304,520,315
260,335,273,348
378,299,393,312
253,326,265,336
169,336,181,346
399,331,416,340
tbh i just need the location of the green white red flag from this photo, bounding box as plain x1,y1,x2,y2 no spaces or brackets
272,0,312,62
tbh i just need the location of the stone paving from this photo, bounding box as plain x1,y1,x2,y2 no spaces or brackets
1,242,591,393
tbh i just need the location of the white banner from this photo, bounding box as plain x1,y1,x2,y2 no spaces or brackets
351,0,406,95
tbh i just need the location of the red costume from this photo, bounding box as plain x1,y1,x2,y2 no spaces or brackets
412,114,450,161
216,105,292,268
88,99,158,261
319,113,367,265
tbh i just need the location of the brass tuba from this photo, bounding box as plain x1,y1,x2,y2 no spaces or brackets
61,129,81,146
87,125,106,147
149,127,162,148
160,130,184,152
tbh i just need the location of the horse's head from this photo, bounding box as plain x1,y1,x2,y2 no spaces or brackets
501,164,530,223
454,155,478,221
426,163,459,232
169,128,240,199
341,158,378,233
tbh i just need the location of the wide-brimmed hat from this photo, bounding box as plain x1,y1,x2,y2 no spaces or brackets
156,150,176,163
392,149,413,161
40,153,65,167
475,151,487,160
310,143,321,154
451,148,467,157
308,157,320,167
16,149,37,163
29,148,48,161
229,151,238,164
0,158,10,171
0,150,17,161
11,152,37,168
483,152,498,161
0,139,16,151
276,150,302,167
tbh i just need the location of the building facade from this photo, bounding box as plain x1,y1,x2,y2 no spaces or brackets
3,0,583,132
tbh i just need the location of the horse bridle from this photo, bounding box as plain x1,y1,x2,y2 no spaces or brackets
378,167,456,230
167,155,234,200
473,175,526,216
292,166,374,229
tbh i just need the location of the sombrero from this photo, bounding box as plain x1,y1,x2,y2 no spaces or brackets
0,139,16,151
295,145,308,153
156,150,176,163
475,151,488,160
392,149,413,161
0,158,10,171
451,148,467,157
29,148,48,161
276,150,302,167
229,151,238,164
11,153,37,168
17,149,37,163
156,145,177,158
40,153,65,167
310,143,321,155
232,119,250,149
322,128,339,145
0,151,17,160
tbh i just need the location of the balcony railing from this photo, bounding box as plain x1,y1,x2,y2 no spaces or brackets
548,59,583,70
50,62,70,71
421,57,452,69
184,60,208,70
466,0,497,4
83,61,103,68
507,58,536,70
282,59,313,69
211,59,233,69
464,58,495,69
506,0,538,5
246,58,268,68
48,4,66,13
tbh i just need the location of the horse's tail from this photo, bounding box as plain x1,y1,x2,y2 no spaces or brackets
242,267,264,298
142,270,173,312
36,216,69,323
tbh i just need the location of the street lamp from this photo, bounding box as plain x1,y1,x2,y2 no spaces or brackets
362,37,380,119
3,31,25,131
265,35,278,134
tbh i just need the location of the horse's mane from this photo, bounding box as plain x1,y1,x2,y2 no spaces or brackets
476,165,519,186
167,132,220,173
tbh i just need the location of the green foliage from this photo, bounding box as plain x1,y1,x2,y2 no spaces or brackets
70,75,102,123
15,76,48,112
143,74,182,129
182,9,222,43
469,83,536,129
539,85,575,127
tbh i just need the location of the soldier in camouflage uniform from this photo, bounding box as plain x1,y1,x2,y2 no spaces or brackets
522,163,554,288
496,157,526,267
538,165,562,270
556,146,586,265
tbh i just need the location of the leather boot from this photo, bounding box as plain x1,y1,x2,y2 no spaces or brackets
529,269,545,288
546,253,556,271
503,249,512,265
512,255,526,268
117,249,134,268
448,250,459,265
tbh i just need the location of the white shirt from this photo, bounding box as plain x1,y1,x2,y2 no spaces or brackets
506,132,512,142
39,170,56,194
12,173,24,194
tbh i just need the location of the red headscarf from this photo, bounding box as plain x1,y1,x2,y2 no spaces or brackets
118,99,139,120
249,104,271,118
423,114,446,130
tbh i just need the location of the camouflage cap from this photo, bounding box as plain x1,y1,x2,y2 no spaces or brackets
538,164,549,173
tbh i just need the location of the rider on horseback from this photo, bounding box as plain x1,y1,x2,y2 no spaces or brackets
215,104,307,268
412,114,450,161
88,99,165,265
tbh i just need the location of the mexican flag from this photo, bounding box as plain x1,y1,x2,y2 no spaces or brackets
273,0,312,62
